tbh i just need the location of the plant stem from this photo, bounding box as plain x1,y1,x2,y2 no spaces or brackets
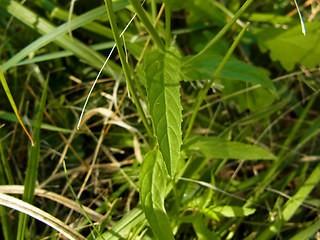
165,0,171,49
129,0,165,52
151,0,157,21
183,0,254,65
171,178,180,213
62,159,103,239
184,22,250,140
104,0,153,137
17,75,49,240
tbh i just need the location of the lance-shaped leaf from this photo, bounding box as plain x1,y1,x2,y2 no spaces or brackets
181,54,275,92
139,149,174,240
201,205,256,219
183,136,275,160
144,48,182,177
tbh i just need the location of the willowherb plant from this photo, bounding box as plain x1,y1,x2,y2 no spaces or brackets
0,0,318,239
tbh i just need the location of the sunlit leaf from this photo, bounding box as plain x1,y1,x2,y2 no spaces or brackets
99,207,144,240
139,149,174,240
192,212,215,240
254,22,320,71
201,205,256,219
182,54,275,92
221,78,276,112
144,48,182,177
183,136,275,160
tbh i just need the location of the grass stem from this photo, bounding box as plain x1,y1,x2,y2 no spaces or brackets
104,0,153,138
184,22,250,140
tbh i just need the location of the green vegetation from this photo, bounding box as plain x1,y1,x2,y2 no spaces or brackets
0,0,319,239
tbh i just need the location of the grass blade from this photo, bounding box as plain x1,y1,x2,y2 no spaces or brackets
0,193,86,240
184,22,250,140
289,218,320,240
1,1,121,75
0,110,83,134
0,185,103,221
62,159,104,239
0,139,13,185
251,93,317,201
184,0,253,65
99,207,144,240
0,146,12,240
129,0,165,51
0,67,33,146
257,162,320,239
16,76,49,240
104,0,153,137
15,41,116,66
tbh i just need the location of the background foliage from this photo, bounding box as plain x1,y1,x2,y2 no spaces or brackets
0,0,320,239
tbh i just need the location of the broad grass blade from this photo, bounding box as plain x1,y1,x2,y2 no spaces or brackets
0,1,121,75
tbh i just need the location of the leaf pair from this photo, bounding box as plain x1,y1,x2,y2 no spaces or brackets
139,48,182,239
140,45,276,240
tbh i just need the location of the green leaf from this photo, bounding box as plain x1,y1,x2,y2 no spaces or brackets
220,78,276,112
199,208,220,221
0,1,122,75
188,31,229,56
244,13,294,24
183,136,275,160
192,212,216,240
99,207,145,240
254,22,320,71
139,149,174,240
182,54,275,91
144,48,182,177
201,206,256,219
178,0,226,26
